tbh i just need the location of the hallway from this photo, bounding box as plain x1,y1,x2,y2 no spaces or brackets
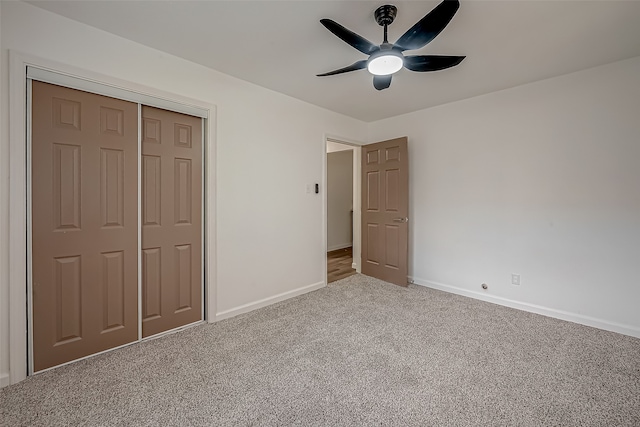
327,247,356,283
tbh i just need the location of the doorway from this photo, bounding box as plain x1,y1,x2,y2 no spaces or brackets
326,140,359,283
324,136,409,288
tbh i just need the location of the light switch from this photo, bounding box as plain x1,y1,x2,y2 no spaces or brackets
511,273,521,286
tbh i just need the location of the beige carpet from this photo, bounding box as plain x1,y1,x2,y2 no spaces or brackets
1,274,639,426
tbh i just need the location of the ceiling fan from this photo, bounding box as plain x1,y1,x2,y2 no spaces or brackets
317,0,465,90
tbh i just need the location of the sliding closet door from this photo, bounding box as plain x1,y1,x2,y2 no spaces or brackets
141,106,202,337
31,81,138,371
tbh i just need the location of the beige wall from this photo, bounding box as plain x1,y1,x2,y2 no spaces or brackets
368,56,640,337
327,150,353,251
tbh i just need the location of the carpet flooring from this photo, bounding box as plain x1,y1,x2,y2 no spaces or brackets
1,274,639,426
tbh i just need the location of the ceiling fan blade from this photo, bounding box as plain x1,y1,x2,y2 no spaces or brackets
317,60,368,77
320,19,379,55
404,55,465,72
373,75,392,91
394,0,460,51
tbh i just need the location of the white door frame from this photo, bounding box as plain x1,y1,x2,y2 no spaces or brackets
7,50,217,384
323,135,363,285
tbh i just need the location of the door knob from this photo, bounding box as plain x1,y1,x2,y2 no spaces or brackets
393,217,408,223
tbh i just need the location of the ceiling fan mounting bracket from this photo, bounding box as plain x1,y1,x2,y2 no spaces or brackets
374,5,397,27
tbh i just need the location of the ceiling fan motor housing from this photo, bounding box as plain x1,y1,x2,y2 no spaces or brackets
375,5,398,26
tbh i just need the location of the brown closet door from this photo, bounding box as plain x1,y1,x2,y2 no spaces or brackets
141,106,202,337
32,81,138,371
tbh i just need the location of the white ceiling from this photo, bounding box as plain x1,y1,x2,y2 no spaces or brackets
28,0,640,122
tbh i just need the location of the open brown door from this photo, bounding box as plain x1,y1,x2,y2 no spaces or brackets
141,106,202,337
361,137,409,286
32,81,139,371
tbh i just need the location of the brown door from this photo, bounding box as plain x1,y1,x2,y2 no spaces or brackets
141,106,202,337
32,81,138,371
361,137,409,286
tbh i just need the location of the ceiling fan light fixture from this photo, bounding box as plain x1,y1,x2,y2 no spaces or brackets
367,51,404,76
317,0,464,89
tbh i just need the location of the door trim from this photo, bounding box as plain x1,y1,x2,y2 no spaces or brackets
26,67,208,118
25,79,34,374
8,50,218,384
323,135,364,286
137,103,143,343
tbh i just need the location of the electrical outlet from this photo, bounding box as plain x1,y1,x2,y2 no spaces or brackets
511,273,521,286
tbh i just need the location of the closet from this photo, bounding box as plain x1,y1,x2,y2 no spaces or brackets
30,79,204,372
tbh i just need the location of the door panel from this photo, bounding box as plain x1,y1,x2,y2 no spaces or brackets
385,169,400,211
32,81,138,371
142,248,162,321
100,148,125,228
53,255,82,344
367,171,380,210
142,155,162,226
52,143,81,230
366,224,380,264
101,250,126,333
361,137,408,286
385,225,400,268
141,106,202,337
174,158,193,224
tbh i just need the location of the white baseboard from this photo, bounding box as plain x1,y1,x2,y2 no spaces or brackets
327,243,352,252
410,276,640,339
0,373,10,388
351,262,357,269
213,281,326,322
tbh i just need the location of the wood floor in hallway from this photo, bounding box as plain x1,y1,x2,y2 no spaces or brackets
327,247,357,283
